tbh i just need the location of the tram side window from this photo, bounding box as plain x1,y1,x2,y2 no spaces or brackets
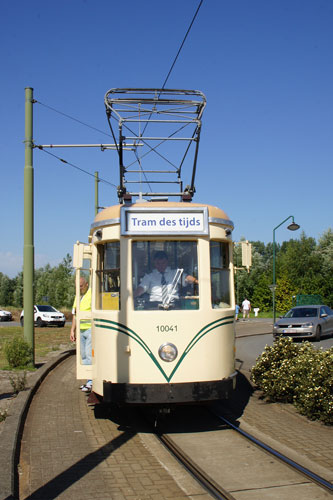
210,241,231,308
96,242,120,310
132,241,199,311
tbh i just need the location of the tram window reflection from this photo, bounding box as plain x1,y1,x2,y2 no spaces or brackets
132,241,199,310
96,242,120,310
210,241,230,308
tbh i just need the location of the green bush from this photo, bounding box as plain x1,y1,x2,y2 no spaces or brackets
251,337,333,425
9,371,27,393
4,337,33,368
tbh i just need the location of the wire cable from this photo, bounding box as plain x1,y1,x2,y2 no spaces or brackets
35,100,112,138
161,0,204,89
35,146,117,189
33,1,204,196
136,0,204,164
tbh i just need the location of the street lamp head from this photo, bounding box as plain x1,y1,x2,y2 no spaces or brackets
287,222,300,231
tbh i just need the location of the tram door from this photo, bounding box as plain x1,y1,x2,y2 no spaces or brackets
73,242,93,380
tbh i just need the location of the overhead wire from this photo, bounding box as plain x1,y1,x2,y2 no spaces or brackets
35,146,117,189
133,0,204,189
33,0,204,197
161,0,204,90
35,100,113,138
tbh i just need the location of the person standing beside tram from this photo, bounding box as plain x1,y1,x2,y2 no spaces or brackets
70,276,92,391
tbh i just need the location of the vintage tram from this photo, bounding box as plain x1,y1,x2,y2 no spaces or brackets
73,89,237,404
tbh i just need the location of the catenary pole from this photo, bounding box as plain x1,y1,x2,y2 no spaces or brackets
24,87,35,363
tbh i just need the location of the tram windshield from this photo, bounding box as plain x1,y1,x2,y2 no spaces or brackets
132,241,199,311
210,241,231,308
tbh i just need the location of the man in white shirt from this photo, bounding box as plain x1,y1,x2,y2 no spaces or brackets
242,298,251,320
134,251,198,309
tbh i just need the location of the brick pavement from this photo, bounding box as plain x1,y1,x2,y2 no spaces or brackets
221,371,333,482
233,319,333,482
18,356,209,500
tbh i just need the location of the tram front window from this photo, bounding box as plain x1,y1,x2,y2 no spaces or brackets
210,241,231,308
132,241,199,310
96,242,120,310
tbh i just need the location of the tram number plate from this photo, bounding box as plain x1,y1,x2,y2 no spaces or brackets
156,325,178,333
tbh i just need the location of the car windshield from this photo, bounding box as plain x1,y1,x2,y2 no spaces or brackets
285,307,318,318
36,305,57,312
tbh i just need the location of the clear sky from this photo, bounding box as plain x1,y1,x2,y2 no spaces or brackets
1,0,332,277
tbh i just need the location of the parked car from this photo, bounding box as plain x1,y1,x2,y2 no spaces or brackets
273,305,333,341
20,305,66,327
0,309,13,321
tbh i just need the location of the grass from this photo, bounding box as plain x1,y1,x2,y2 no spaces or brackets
0,325,73,370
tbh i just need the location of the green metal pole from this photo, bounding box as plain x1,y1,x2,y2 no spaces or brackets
272,215,296,325
24,87,35,364
95,171,99,216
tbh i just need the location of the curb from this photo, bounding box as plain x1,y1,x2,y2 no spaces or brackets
0,350,75,500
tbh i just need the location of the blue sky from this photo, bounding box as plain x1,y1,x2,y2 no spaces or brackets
1,0,332,277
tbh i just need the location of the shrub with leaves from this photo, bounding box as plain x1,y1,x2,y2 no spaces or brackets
251,337,333,425
0,409,8,422
9,371,27,394
4,337,33,368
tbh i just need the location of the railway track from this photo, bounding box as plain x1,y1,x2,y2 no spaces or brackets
146,405,332,500
6,354,332,500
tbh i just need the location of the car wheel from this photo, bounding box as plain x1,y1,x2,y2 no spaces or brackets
315,325,321,342
61,322,66,327
36,317,44,327
20,318,24,327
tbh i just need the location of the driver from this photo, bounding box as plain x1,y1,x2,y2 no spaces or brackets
134,251,198,308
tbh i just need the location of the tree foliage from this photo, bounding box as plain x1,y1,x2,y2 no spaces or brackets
234,228,333,312
0,255,75,309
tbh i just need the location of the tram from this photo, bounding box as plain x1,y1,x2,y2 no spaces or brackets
73,89,237,404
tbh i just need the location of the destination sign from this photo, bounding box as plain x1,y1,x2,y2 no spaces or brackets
121,207,209,235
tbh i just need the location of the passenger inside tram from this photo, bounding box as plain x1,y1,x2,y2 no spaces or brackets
133,248,198,310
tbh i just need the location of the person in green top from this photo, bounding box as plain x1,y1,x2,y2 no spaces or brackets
70,276,92,391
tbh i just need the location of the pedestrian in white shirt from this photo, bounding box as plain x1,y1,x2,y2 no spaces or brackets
242,298,251,320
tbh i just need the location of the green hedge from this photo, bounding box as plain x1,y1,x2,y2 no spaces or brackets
4,337,33,369
251,337,333,425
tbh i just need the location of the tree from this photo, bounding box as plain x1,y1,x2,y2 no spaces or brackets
0,273,14,306
12,272,23,308
275,275,295,313
251,274,272,312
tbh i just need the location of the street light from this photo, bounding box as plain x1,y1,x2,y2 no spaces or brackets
272,216,300,325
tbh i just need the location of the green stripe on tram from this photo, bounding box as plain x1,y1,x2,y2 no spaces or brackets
94,316,234,383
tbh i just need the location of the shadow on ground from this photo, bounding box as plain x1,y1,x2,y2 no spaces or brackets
92,370,254,435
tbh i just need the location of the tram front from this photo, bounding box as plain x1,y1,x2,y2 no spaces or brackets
73,201,237,405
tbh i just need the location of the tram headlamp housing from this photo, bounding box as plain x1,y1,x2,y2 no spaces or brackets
95,229,102,240
158,343,178,362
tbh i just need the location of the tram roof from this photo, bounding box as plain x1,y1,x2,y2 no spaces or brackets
92,202,233,231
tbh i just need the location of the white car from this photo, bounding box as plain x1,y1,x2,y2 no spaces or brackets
20,305,66,327
0,309,13,321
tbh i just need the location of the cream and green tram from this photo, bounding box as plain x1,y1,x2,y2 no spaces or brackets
73,201,237,405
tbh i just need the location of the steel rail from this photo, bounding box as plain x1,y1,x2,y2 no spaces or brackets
158,433,237,500
214,413,333,493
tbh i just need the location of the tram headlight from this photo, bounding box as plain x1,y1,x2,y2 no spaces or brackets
158,343,178,362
